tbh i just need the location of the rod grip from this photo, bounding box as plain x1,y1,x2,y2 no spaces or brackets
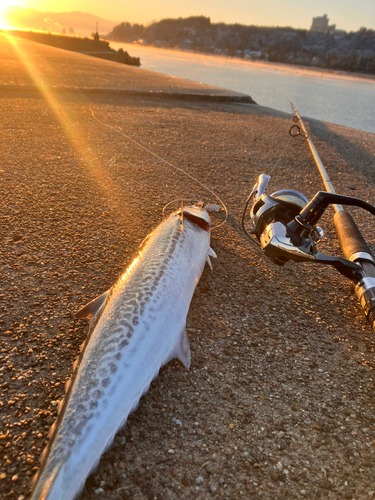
333,210,372,261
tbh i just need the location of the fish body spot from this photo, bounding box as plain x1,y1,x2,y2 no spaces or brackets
87,379,99,390
102,378,110,388
118,339,129,349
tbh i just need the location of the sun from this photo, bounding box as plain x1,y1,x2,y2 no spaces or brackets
0,1,20,30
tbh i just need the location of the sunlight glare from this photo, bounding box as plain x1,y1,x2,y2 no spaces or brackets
0,1,18,30
3,31,128,225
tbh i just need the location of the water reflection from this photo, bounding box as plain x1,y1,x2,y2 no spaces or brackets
111,42,375,134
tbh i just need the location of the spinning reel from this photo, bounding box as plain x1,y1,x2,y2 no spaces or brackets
245,102,375,330
243,174,375,283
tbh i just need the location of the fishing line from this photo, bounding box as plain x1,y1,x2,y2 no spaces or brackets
89,106,228,230
267,133,292,177
163,198,186,218
241,126,294,246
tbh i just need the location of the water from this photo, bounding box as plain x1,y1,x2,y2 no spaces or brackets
111,42,375,134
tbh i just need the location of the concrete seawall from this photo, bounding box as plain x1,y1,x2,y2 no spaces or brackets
1,32,374,500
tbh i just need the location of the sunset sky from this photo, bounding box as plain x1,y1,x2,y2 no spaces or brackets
0,0,374,31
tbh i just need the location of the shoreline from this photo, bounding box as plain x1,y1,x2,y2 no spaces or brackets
107,40,375,134
3,27,373,83
108,41,375,84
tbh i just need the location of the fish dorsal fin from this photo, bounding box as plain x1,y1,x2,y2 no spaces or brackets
163,327,191,369
75,290,109,321
180,200,184,230
208,246,217,258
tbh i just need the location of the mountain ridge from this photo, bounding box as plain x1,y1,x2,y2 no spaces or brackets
3,6,117,36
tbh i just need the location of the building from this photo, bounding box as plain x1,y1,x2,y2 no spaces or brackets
310,14,336,34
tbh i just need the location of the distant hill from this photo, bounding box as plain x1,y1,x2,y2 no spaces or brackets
106,16,375,75
3,6,117,36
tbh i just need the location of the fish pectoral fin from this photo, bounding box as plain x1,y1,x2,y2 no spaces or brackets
75,290,110,321
206,254,213,271
208,246,217,258
164,327,191,369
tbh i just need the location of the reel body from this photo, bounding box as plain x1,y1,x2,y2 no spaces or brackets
244,174,365,281
248,174,320,265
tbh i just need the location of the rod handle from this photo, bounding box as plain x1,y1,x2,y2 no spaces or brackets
333,210,372,261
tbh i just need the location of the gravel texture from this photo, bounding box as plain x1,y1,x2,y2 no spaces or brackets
0,34,375,500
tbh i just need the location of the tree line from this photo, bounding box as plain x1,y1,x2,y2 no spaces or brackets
105,16,375,75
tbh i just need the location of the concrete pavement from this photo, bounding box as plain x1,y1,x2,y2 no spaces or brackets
0,32,375,500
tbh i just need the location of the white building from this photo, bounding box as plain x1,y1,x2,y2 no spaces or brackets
310,14,336,34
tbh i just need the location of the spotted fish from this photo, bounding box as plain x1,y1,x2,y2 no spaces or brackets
29,206,217,500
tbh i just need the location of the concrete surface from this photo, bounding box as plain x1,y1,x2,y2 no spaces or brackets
0,32,251,98
0,33,375,500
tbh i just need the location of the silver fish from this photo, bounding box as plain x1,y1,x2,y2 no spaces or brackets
29,206,217,500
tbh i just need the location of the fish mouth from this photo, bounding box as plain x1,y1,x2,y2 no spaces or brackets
177,206,211,232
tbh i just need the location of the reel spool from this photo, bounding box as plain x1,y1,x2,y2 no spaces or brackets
251,187,309,241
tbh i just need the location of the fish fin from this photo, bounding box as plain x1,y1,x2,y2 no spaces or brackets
208,246,217,258
75,290,109,321
39,445,48,463
206,254,213,271
57,400,64,414
31,464,64,500
164,327,191,369
180,201,184,229
73,357,79,370
47,421,56,439
65,377,72,393
30,471,38,488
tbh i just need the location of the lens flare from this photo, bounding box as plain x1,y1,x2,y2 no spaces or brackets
3,32,128,224
0,1,18,30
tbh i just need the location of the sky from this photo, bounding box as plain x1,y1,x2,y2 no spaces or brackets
0,0,374,32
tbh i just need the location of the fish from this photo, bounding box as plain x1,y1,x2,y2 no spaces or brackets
29,205,217,500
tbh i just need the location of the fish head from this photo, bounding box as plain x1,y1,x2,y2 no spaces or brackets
180,206,211,232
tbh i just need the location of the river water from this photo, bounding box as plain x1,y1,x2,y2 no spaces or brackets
110,42,375,134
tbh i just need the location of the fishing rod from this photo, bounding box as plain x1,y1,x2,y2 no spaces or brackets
242,102,375,330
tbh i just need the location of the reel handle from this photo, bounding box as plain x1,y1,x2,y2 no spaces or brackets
334,210,373,262
334,210,375,332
